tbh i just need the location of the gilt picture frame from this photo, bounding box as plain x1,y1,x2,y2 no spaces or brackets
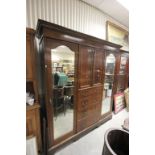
106,21,129,51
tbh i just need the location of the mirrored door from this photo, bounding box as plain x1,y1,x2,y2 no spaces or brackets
116,53,129,93
51,45,75,140
101,53,116,115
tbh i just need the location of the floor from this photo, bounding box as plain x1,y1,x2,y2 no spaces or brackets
55,108,129,155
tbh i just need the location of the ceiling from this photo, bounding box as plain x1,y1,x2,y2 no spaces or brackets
81,0,129,28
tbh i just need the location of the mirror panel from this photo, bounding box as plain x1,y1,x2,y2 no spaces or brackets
51,45,75,140
119,53,128,75
101,53,116,115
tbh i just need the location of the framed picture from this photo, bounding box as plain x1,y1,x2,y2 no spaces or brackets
106,21,129,51
26,136,38,155
114,92,125,114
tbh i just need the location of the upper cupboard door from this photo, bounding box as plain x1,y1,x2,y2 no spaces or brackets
118,53,129,75
78,45,94,88
93,49,104,85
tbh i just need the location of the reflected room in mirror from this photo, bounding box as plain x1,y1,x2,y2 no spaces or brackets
51,45,75,140
101,54,116,115
119,54,128,75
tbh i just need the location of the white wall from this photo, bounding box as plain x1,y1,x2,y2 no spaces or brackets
26,0,128,40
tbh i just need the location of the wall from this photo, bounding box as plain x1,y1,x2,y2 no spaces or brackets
26,0,128,40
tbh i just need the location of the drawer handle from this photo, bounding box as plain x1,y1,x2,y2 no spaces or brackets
82,100,87,106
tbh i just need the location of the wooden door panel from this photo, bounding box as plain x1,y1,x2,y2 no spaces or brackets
77,117,88,132
77,97,89,111
93,49,104,85
78,45,93,88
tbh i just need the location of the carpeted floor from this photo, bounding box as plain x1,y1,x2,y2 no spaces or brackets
55,108,129,155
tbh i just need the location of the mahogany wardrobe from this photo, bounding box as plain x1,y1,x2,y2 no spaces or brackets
35,19,128,154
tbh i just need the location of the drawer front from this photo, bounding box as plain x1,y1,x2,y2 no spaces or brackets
89,96,101,106
77,117,88,132
77,86,102,128
78,88,91,98
77,96,90,120
77,86,102,119
77,103,101,132
77,108,88,120
77,96,89,111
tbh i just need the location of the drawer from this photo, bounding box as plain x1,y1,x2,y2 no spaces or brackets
77,104,101,132
77,108,88,120
88,103,101,114
89,97,100,105
87,105,101,126
89,95,102,106
78,88,90,98
78,86,103,98
77,117,88,132
92,86,103,94
87,113,99,127
77,97,89,111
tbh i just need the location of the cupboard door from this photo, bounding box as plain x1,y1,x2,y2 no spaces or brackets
26,34,33,80
115,52,129,93
46,38,78,145
78,45,94,88
93,49,104,85
101,52,117,115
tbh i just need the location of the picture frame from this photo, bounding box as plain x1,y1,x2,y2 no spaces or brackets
106,21,129,51
114,92,125,114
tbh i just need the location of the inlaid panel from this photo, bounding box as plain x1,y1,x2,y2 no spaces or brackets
78,45,94,88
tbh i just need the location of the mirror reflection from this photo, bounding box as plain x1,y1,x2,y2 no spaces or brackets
119,54,128,75
101,54,116,115
51,45,75,140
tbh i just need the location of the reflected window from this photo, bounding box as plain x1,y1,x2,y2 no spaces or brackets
51,45,75,139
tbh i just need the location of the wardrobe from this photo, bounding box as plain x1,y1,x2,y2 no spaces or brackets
35,19,126,154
